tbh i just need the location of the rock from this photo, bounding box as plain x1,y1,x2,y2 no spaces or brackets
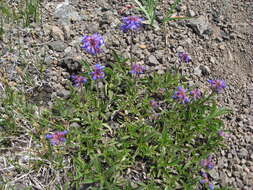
188,9,196,17
176,46,184,53
219,171,229,186
236,178,244,189
218,157,228,168
70,122,80,128
209,169,219,180
51,25,64,41
86,23,100,33
148,55,160,65
194,66,202,76
43,24,51,35
57,89,70,98
61,55,82,72
228,153,233,159
64,46,72,55
199,65,211,76
54,3,81,25
63,25,71,40
209,56,216,64
48,41,66,52
187,15,211,36
238,148,248,158
44,56,55,65
218,44,225,50
70,36,83,47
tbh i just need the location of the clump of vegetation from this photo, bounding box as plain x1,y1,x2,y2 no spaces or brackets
0,3,230,190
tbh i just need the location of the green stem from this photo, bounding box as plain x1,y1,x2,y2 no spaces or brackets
130,31,134,67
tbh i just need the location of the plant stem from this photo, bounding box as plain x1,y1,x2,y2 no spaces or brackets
80,84,85,103
96,81,100,108
130,31,134,67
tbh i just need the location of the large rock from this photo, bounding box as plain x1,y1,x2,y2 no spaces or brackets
48,41,66,52
61,55,82,72
187,15,212,36
54,2,81,25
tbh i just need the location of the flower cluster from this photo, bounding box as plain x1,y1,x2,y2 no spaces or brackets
190,89,202,100
149,100,158,108
218,130,229,138
172,86,190,104
199,155,215,190
129,64,145,75
177,52,191,64
200,155,215,169
45,130,68,145
91,64,105,80
199,171,214,190
71,75,87,87
208,79,226,93
81,33,104,55
120,16,144,32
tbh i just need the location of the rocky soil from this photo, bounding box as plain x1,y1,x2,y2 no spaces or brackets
0,0,252,189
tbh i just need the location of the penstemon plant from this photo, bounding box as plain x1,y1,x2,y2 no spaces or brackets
0,3,231,188
134,0,157,27
133,0,193,28
38,18,229,188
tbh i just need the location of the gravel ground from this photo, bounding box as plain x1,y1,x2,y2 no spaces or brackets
0,0,252,189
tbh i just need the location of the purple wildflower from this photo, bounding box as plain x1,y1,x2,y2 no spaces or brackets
190,89,201,100
201,171,208,178
218,130,229,138
199,171,214,190
177,52,191,63
208,79,226,93
172,86,190,104
208,183,214,190
45,130,68,145
71,75,87,87
120,16,144,32
200,155,215,169
90,64,105,80
200,179,209,184
129,64,145,74
81,33,104,55
150,100,158,108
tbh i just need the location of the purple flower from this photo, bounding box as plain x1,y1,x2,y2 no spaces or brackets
120,16,144,32
90,64,105,80
200,179,209,184
200,155,215,169
208,183,214,190
190,89,201,100
150,100,158,108
45,130,68,145
200,171,208,178
71,75,87,87
218,130,229,138
81,33,104,55
177,52,191,63
208,79,226,93
129,64,145,74
207,162,214,169
172,86,190,104
199,171,214,189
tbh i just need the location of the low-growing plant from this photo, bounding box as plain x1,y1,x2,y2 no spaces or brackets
22,0,40,27
0,0,40,30
37,54,228,189
134,0,157,26
0,9,230,190
133,0,193,29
